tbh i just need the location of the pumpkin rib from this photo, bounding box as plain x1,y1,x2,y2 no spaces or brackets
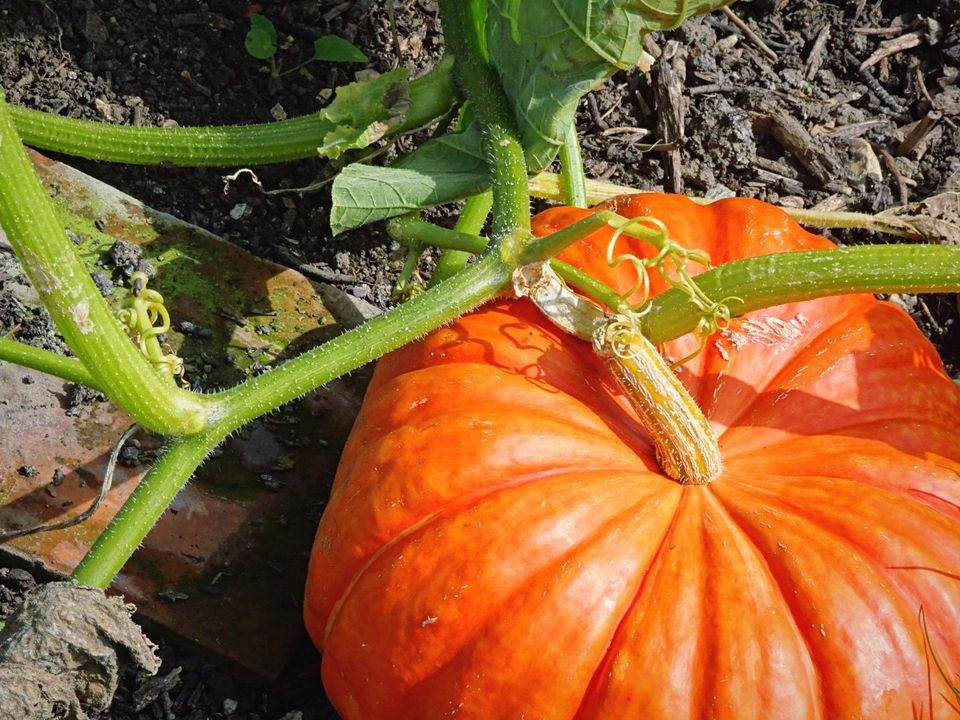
712,477,960,716
570,487,691,719
723,463,960,523
575,487,825,719
398,487,682,714
720,427,960,511
324,473,683,717
320,465,674,647
721,419,960,464
705,492,886,718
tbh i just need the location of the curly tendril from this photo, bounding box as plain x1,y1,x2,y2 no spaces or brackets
606,216,741,365
117,272,186,382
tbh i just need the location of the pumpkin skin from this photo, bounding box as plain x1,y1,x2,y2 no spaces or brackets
305,194,960,719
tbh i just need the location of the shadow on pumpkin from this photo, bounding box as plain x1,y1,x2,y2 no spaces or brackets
415,300,960,473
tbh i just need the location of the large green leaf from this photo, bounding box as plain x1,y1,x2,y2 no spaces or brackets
331,0,732,233
330,130,487,235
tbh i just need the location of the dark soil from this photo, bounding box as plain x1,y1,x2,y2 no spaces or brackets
1,1,959,718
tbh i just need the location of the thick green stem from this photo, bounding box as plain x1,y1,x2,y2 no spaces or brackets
8,60,454,166
211,253,510,427
71,254,517,586
528,171,944,242
0,337,101,390
641,245,960,344
432,191,493,284
389,215,487,254
0,91,212,434
72,430,225,587
558,124,588,209
439,0,529,247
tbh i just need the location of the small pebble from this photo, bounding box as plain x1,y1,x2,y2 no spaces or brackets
18,465,38,478
260,474,282,492
177,320,213,339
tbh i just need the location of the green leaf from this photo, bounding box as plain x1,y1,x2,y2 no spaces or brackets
312,35,370,63
330,130,487,235
329,0,733,233
316,68,411,161
245,14,277,60
487,0,731,170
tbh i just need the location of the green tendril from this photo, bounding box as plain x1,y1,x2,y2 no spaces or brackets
605,215,740,365
117,272,185,382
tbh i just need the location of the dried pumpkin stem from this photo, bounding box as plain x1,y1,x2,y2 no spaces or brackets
514,262,722,485
596,318,722,485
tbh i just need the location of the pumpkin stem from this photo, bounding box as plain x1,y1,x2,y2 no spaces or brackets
514,262,722,485
595,316,722,485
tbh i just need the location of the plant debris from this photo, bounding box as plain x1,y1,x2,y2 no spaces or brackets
0,582,159,719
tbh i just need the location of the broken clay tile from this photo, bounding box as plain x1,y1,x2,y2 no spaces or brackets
0,152,371,683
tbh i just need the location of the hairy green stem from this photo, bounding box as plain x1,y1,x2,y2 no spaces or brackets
432,191,493,285
558,124,588,209
9,59,454,166
439,0,530,246
641,245,960,343
72,253,516,586
0,337,102,390
0,91,212,434
388,215,487,254
72,430,225,587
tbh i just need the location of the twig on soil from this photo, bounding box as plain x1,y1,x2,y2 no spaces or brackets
805,24,831,81
0,425,137,543
586,94,610,131
859,32,923,72
897,111,943,157
844,50,908,115
872,142,911,205
654,43,686,193
721,6,778,63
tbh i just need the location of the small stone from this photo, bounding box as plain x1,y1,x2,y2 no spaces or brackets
119,444,141,468
177,320,213,339
229,203,250,221
90,271,115,297
259,474,282,492
17,465,38,478
223,698,239,715
21,376,34,385
52,468,65,487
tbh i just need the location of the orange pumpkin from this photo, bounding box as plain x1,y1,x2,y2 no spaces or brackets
305,195,960,719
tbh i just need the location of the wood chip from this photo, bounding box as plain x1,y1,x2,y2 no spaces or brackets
820,119,888,139
805,24,831,81
859,32,922,72
897,111,943,157
654,43,686,194
809,194,848,212
721,6,778,63
757,103,846,192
